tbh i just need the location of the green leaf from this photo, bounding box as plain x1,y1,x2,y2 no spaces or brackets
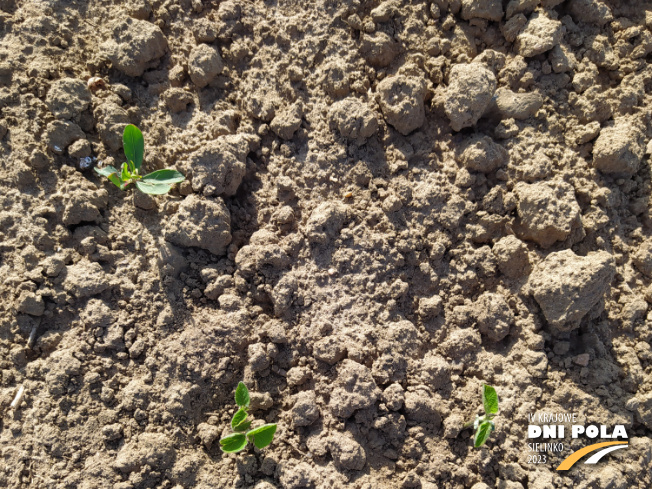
235,382,249,408
233,420,252,432
474,420,494,448
246,423,277,449
123,124,144,171
141,169,186,185
219,433,248,453
231,408,248,431
113,175,128,189
482,385,499,415
95,165,125,189
94,165,120,177
121,162,131,182
135,180,173,195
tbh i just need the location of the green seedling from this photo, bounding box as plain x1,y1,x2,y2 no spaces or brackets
95,124,185,195
219,382,277,453
463,384,499,448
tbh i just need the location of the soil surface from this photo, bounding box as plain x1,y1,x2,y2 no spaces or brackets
1,0,652,488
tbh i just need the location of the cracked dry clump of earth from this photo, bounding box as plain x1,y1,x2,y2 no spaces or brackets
1,0,652,488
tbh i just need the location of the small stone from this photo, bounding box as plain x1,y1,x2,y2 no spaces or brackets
359,32,399,67
163,88,193,113
370,1,398,22
46,78,91,121
188,44,224,88
492,236,531,279
501,14,527,43
102,423,123,441
68,139,92,158
328,433,366,470
573,121,601,145
444,63,497,131
249,392,274,411
313,336,347,365
549,45,575,73
193,18,218,43
196,423,219,449
102,18,167,77
127,0,152,19
514,181,583,248
528,250,616,330
516,11,562,57
632,239,652,277
329,360,380,418
204,275,232,300
377,75,426,135
286,366,311,387
568,0,613,26
113,433,174,473
592,122,644,175
291,391,320,427
184,134,255,197
382,383,405,411
163,195,232,256
133,191,157,210
404,391,441,426
45,121,85,154
475,292,514,341
494,88,543,120
329,98,378,142
270,104,302,140
461,0,503,21
62,260,110,299
16,291,45,316
572,353,590,367
305,202,348,245
248,343,270,372
443,413,464,438
457,135,508,172
418,296,443,319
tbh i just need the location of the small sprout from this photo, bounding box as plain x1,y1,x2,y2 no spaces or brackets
463,384,499,448
219,382,278,453
95,124,185,195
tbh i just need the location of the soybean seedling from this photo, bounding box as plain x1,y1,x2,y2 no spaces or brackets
95,124,185,195
219,382,278,453
463,384,499,448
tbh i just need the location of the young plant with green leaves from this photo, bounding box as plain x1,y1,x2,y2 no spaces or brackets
95,124,185,195
464,384,499,448
219,382,278,453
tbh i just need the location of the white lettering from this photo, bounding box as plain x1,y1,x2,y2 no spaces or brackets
586,425,599,438
529,425,542,438
572,425,584,438
612,425,628,439
600,425,611,438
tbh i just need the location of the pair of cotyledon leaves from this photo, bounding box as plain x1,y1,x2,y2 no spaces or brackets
219,382,278,453
95,125,185,195
474,384,499,448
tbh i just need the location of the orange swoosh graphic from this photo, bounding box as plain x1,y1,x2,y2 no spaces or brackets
556,441,628,471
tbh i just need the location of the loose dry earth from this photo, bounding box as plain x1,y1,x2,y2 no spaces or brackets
1,0,652,488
